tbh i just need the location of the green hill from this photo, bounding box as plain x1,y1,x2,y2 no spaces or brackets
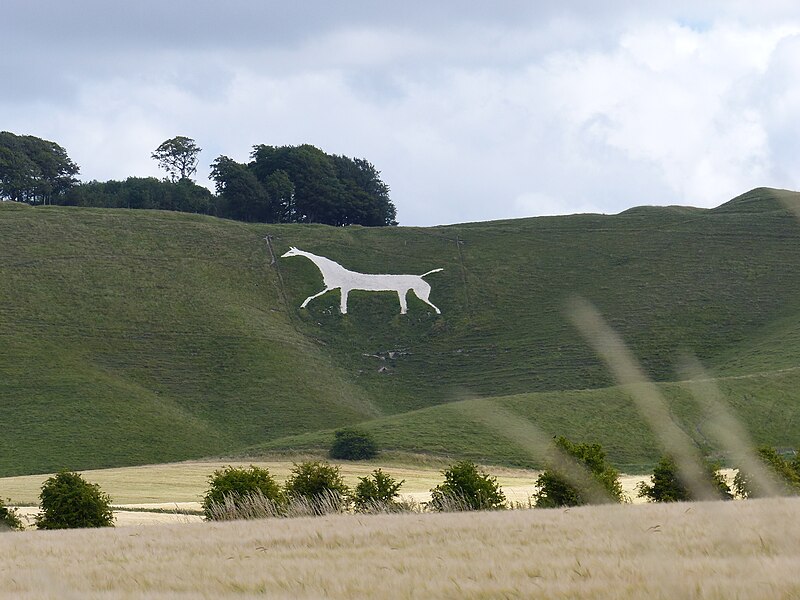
3,187,800,475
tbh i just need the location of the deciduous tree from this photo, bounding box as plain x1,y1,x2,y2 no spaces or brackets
35,471,114,529
534,436,624,508
429,461,506,511
0,131,79,204
152,136,201,182
637,455,732,502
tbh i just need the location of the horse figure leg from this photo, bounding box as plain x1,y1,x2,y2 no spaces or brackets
397,289,408,314
301,287,333,308
340,288,349,314
412,284,441,314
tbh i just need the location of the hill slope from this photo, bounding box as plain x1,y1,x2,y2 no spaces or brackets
3,187,800,475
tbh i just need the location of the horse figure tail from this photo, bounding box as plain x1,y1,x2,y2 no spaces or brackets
420,268,444,278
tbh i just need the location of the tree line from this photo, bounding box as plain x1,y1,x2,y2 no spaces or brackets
5,437,800,531
0,132,397,227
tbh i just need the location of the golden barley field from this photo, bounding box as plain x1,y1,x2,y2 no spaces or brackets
0,458,544,505
1,458,656,528
3,496,800,599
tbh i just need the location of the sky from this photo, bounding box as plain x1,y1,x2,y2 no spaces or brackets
4,1,800,226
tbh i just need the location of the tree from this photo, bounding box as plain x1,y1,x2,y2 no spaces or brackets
284,461,350,514
64,177,215,213
534,437,624,508
0,498,23,531
202,465,284,520
209,155,270,221
353,469,405,512
0,131,79,204
332,155,397,226
35,471,114,529
151,136,200,182
637,455,732,502
733,446,800,498
263,169,296,222
429,461,506,511
329,428,378,460
248,144,397,226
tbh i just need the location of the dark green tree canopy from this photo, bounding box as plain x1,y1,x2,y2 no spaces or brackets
353,469,404,512
733,446,800,498
202,465,284,520
534,436,625,508
284,461,350,502
211,143,397,226
0,498,23,531
329,428,378,460
210,155,272,222
152,136,201,182
637,455,732,502
0,131,79,204
64,177,214,214
35,470,114,530
429,461,506,511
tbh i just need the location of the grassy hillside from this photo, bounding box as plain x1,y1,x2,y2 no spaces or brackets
3,187,800,475
0,204,377,475
257,367,800,472
271,187,800,407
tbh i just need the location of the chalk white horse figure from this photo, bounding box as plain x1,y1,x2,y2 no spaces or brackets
281,247,442,315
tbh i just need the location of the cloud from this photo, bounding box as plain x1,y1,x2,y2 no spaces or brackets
4,2,800,224
537,21,798,207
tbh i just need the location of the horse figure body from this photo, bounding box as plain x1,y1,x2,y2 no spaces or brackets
280,247,442,315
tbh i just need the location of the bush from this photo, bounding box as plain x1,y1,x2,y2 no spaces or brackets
534,436,624,508
637,455,732,502
734,446,800,498
329,429,378,460
0,498,23,531
35,471,114,529
284,461,350,514
202,465,284,520
429,461,506,511
353,469,404,512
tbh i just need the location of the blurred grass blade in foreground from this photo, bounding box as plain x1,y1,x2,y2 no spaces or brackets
459,401,614,504
678,354,783,497
567,296,719,501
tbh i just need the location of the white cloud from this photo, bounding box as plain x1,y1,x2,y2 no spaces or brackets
536,21,797,208
4,4,800,224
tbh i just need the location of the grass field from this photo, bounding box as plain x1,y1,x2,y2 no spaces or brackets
4,187,800,475
258,367,800,472
3,496,798,598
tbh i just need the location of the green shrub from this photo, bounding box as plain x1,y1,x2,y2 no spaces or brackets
284,461,350,514
534,436,624,508
429,461,506,511
353,469,404,512
35,471,114,529
0,498,24,531
202,465,284,520
329,429,378,460
734,446,800,498
637,455,732,502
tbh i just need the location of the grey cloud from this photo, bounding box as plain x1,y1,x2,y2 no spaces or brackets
4,1,800,225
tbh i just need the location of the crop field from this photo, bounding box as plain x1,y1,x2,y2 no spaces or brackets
0,457,544,505
2,496,799,598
